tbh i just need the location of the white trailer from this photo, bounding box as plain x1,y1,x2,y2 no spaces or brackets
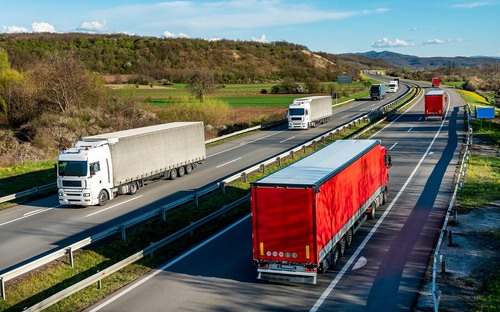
57,122,206,206
287,96,332,130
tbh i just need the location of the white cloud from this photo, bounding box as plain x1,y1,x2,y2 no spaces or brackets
252,34,267,43
452,2,495,8
79,20,107,32
1,25,29,33
31,22,56,33
372,37,415,48
411,26,418,31
163,31,190,38
422,38,462,45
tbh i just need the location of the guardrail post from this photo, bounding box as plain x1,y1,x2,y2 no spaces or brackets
221,182,226,194
121,225,127,241
313,141,317,149
242,172,247,183
291,150,295,159
440,255,446,273
97,271,102,289
66,247,74,268
302,145,306,153
162,208,167,222
1,277,5,300
261,164,265,174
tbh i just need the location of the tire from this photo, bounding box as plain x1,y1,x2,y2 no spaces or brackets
98,190,108,206
192,162,198,169
339,236,346,256
170,168,177,180
382,188,388,204
129,182,138,195
332,246,340,267
178,166,185,177
369,202,376,220
185,163,193,174
345,229,353,248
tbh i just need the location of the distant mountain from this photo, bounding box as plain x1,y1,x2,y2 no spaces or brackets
342,50,500,68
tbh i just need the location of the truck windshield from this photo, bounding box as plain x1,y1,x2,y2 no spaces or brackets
58,161,88,176
370,86,380,92
289,108,305,116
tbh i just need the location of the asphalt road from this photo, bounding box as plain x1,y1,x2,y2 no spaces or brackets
84,84,465,311
0,84,406,274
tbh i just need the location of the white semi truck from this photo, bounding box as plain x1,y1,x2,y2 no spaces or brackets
57,122,206,206
287,96,332,130
388,80,399,93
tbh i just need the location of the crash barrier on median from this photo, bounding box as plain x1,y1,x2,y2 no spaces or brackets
430,103,473,312
0,84,417,302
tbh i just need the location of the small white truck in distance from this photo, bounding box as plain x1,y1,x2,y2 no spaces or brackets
57,122,206,206
388,80,399,93
287,96,332,130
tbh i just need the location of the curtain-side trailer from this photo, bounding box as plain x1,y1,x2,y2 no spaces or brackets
424,90,447,120
251,140,391,284
57,122,206,206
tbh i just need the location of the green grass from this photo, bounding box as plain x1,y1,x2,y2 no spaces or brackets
474,237,500,312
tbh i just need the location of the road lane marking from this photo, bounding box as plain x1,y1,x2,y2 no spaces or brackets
341,115,349,119
311,90,451,312
280,136,296,143
0,208,53,227
389,142,398,150
207,131,286,158
85,196,143,218
408,127,413,132
88,214,251,311
352,257,367,270
216,157,242,168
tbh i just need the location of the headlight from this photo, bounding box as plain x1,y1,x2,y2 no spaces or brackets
59,191,63,196
83,193,91,197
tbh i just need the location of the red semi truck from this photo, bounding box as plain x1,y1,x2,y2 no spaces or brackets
251,140,391,284
424,90,447,120
431,77,440,88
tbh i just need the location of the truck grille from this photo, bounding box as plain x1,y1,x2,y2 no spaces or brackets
62,180,82,187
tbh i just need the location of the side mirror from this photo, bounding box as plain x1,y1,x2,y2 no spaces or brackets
386,155,392,168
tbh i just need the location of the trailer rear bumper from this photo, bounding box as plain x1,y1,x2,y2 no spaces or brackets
257,268,317,284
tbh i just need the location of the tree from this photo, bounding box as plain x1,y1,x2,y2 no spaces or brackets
186,69,219,102
31,51,106,112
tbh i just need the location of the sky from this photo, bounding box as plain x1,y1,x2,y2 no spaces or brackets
0,0,499,58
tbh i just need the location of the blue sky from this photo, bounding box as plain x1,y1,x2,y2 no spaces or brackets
1,0,498,57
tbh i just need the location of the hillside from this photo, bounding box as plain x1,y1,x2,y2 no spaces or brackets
344,50,500,68
0,33,383,84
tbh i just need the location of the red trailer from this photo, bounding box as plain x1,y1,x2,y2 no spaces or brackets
432,77,440,87
425,90,447,120
251,140,390,284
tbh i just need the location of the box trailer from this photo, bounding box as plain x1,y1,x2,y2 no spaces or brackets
287,96,332,130
424,90,447,120
251,140,391,284
388,80,399,93
57,122,206,206
370,84,386,100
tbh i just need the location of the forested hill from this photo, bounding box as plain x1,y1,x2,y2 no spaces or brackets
0,33,391,84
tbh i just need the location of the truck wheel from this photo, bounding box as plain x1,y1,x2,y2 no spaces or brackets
382,188,388,204
129,182,138,195
98,190,108,206
170,169,177,180
177,166,185,177
185,164,192,174
345,229,353,248
369,202,376,220
192,162,198,169
339,236,346,256
332,246,340,267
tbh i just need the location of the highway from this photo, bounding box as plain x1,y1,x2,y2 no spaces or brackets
84,84,466,311
0,85,406,274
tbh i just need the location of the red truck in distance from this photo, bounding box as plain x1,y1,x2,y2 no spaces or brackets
432,77,440,88
251,140,391,284
424,90,447,120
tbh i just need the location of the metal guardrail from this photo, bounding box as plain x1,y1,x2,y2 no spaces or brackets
0,183,56,204
430,102,472,311
0,87,415,302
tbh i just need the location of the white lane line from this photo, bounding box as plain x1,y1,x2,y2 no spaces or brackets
311,90,451,312
216,157,242,169
85,196,143,218
0,208,53,227
88,214,251,312
341,115,349,119
280,136,296,143
207,131,286,158
389,142,398,151
419,117,423,121
407,127,413,132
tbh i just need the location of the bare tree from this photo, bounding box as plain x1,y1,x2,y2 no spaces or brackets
186,69,219,102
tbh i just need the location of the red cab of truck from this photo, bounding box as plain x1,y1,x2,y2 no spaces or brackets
251,140,390,284
425,90,447,120
431,77,440,87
